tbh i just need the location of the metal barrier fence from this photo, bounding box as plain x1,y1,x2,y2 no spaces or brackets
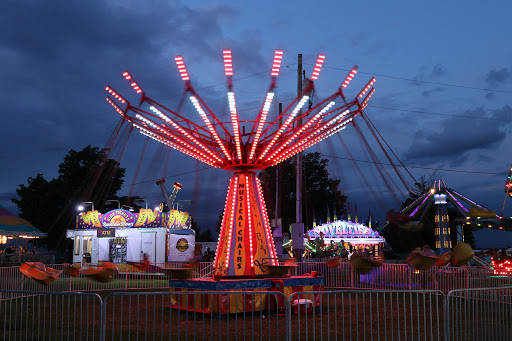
2,262,512,295
103,291,288,340
292,262,512,292
1,290,102,340
445,287,512,341
0,262,215,294
288,290,445,341
2,287,512,340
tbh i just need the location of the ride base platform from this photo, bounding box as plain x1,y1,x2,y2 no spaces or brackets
169,276,324,315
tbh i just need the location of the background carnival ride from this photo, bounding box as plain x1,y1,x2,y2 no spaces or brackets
397,179,497,253
105,50,377,278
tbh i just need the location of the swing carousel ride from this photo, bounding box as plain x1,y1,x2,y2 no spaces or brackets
386,179,501,270
104,50,377,278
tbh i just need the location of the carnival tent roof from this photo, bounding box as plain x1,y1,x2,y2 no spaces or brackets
0,206,46,237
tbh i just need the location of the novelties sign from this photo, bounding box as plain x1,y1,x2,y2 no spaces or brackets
102,209,135,228
307,221,381,239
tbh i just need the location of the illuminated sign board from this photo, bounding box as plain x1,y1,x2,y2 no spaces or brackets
102,209,135,228
307,221,381,239
97,228,115,237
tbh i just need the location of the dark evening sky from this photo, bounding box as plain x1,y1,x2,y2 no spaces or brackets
2,1,512,232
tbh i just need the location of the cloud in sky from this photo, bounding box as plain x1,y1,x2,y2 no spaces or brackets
404,105,512,162
431,64,447,78
2,0,512,226
485,67,511,88
409,64,448,87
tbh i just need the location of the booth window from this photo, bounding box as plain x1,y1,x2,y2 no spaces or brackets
83,236,92,254
74,236,80,255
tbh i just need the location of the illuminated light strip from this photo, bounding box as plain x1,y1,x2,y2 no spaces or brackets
450,189,485,209
271,125,348,165
135,112,220,166
258,95,310,160
246,174,254,268
402,191,430,213
358,77,376,98
272,109,350,162
105,86,127,104
271,50,283,77
228,92,243,161
267,101,337,160
256,178,277,264
248,92,275,160
310,54,326,81
214,179,233,267
148,106,224,164
106,97,126,116
122,72,143,94
288,120,351,159
341,66,358,88
134,122,195,158
189,96,232,161
361,88,376,108
150,106,224,163
409,192,433,217
174,56,190,81
131,123,220,167
270,116,353,165
223,49,233,76
225,175,239,273
267,103,340,161
447,191,469,213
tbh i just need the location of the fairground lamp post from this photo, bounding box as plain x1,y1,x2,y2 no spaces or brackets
175,200,192,211
134,198,148,210
105,199,121,210
78,201,95,212
105,50,376,277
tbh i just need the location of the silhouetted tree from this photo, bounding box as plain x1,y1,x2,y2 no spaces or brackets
12,145,125,250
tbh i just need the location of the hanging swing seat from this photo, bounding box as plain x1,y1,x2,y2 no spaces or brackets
349,253,384,274
20,262,62,286
83,263,117,282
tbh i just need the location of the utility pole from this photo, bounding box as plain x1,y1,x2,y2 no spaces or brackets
296,54,303,225
274,103,283,258
292,54,305,261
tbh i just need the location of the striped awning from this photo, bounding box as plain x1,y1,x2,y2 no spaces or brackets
0,206,46,237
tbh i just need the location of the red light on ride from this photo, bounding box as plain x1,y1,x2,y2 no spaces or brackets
174,56,190,81
341,65,358,88
358,77,376,98
223,50,233,76
271,50,283,77
123,72,143,94
311,54,326,80
361,88,375,108
105,86,127,104
106,97,125,115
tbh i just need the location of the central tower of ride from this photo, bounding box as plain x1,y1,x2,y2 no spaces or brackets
105,50,377,277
